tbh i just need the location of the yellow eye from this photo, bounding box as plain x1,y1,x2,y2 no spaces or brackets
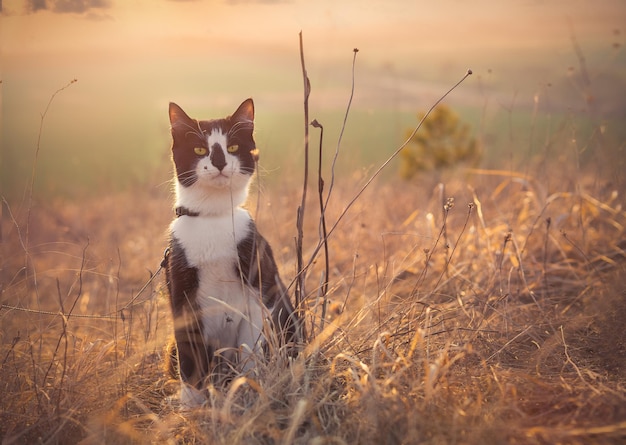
227,144,239,153
194,147,207,156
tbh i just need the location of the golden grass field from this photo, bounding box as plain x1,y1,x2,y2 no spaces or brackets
2,4,625,442
1,144,625,444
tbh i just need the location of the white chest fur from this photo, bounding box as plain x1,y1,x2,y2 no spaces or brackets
170,207,251,267
170,208,265,362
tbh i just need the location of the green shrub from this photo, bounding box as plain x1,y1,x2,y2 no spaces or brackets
400,104,481,179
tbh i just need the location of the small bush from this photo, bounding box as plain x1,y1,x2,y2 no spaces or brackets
400,104,481,179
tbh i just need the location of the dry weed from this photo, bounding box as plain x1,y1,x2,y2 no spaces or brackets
1,166,625,444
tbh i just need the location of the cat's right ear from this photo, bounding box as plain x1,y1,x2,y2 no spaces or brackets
169,103,192,129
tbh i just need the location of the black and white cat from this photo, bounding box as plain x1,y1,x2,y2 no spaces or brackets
164,98,300,407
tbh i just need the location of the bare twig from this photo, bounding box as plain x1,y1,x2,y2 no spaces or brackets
432,201,475,293
324,48,359,211
55,279,67,413
560,325,601,394
295,32,311,326
311,119,330,332
24,79,78,260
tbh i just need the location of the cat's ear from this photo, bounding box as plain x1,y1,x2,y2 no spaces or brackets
231,98,254,123
169,103,194,129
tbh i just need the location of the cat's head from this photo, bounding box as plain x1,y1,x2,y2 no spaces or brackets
169,99,258,192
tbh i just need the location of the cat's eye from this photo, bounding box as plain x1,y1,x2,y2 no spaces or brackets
227,145,239,153
194,147,207,156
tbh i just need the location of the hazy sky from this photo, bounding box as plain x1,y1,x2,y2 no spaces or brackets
4,0,624,60
3,0,624,110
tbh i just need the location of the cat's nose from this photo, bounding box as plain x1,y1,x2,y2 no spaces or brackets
210,144,227,171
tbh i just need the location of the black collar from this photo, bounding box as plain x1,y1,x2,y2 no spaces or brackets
175,206,200,217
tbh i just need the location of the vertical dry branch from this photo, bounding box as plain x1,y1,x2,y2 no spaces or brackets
432,201,474,294
315,49,358,333
55,278,69,415
439,185,451,284
498,232,512,298
311,119,330,332
296,32,311,329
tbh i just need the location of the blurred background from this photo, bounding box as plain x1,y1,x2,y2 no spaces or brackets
2,0,625,199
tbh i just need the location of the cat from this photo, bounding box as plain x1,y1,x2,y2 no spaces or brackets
164,98,301,407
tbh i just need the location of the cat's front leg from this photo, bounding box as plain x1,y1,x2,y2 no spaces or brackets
166,239,213,406
171,311,215,407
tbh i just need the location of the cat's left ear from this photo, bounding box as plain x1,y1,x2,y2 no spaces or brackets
169,102,194,129
231,98,254,123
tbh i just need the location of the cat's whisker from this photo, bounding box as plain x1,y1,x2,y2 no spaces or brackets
156,176,177,190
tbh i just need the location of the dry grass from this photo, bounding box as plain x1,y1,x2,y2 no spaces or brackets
1,162,625,444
